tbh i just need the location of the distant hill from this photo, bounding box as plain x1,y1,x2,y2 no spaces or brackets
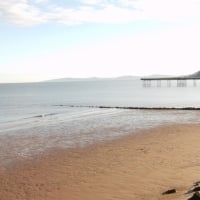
46,73,196,82
186,70,200,78
46,77,99,82
45,76,140,82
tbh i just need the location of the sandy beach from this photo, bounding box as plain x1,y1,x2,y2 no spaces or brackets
1,124,200,200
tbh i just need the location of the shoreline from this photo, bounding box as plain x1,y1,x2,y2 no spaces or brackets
1,124,200,199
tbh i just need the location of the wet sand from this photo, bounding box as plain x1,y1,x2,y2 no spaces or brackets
1,124,200,200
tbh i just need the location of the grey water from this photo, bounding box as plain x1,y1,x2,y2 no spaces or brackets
1,79,200,166
1,79,200,122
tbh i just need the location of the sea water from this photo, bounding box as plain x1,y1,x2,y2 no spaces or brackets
1,79,200,166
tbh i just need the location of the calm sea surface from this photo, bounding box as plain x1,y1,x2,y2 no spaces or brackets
1,79,200,166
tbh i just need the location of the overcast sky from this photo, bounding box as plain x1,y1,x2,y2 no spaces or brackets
1,0,200,82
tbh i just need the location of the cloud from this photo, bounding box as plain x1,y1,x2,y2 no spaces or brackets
0,0,141,26
0,1,46,25
0,0,200,26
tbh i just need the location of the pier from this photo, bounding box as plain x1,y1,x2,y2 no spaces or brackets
141,71,200,87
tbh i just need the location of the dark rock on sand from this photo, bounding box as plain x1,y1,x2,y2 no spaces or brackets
186,187,200,194
188,192,200,200
162,189,176,195
194,182,200,187
193,187,200,192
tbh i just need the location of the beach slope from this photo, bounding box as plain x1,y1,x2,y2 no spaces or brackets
1,124,200,200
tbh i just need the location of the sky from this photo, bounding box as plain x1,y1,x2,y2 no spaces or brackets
1,0,200,83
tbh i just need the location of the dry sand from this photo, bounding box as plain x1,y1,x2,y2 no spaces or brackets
1,124,200,200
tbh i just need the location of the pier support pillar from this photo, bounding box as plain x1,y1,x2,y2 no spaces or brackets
193,79,197,87
143,80,151,87
167,80,171,87
148,80,151,87
177,80,187,87
157,80,161,87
